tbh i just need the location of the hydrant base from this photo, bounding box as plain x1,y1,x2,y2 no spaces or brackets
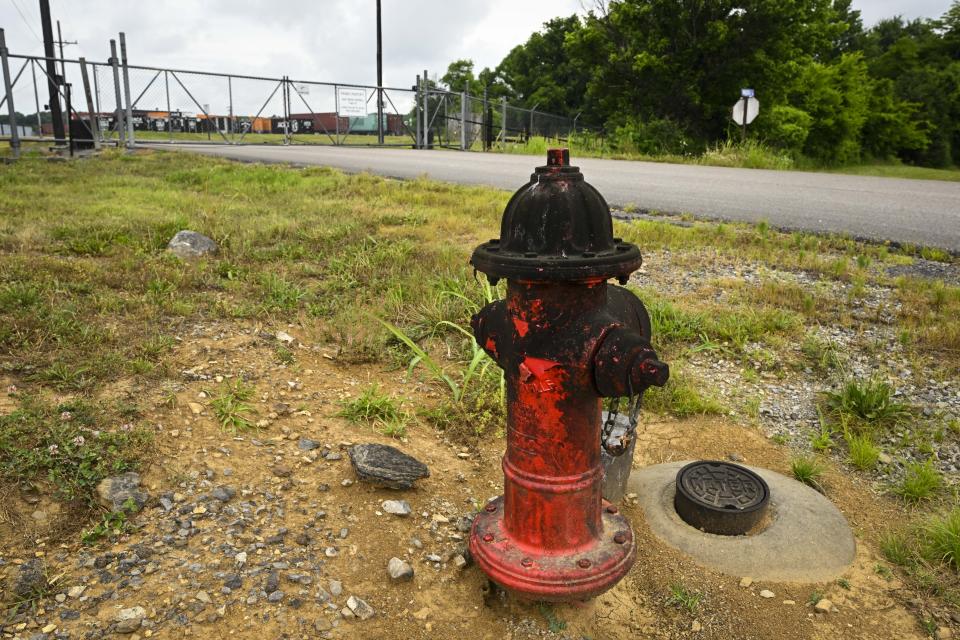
469,497,637,602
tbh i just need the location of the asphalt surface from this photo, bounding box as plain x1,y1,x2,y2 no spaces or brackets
142,143,960,252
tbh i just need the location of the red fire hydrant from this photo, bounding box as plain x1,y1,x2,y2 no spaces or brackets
468,149,668,602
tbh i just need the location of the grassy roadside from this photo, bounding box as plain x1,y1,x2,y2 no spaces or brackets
491,136,960,182
1,148,959,608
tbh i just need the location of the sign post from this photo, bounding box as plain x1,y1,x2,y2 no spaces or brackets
731,89,759,142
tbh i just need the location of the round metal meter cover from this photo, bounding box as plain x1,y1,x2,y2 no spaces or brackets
674,461,770,536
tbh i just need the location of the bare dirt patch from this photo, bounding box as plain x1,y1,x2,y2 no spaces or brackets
0,321,944,639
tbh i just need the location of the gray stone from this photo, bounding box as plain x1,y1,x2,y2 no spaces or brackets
346,595,375,620
298,437,321,452
211,486,236,502
96,472,148,513
348,444,430,489
265,571,280,593
382,500,411,516
8,559,47,599
387,557,414,581
114,606,145,633
167,230,218,259
267,590,284,602
329,580,343,597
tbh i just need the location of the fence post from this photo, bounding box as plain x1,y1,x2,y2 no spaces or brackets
109,40,125,146
119,32,134,148
334,83,340,145
501,97,507,149
31,59,42,137
283,76,290,145
228,75,234,144
0,29,21,159
164,70,172,142
413,75,420,149
460,91,467,151
79,57,101,150
422,68,428,150
529,106,535,140
482,86,488,151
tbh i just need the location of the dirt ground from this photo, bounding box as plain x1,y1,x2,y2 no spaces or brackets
0,317,946,640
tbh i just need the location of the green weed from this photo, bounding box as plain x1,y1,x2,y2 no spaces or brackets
791,456,825,491
0,395,150,504
82,499,137,544
666,583,703,613
210,380,256,433
880,531,914,566
823,379,910,428
921,507,960,569
894,460,942,503
846,433,880,471
338,385,403,424
537,603,567,633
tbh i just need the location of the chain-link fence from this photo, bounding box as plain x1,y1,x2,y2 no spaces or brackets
1,42,592,155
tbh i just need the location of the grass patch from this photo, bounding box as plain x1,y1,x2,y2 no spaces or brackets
210,380,256,433
0,394,150,504
894,459,942,503
922,507,960,570
643,368,727,417
666,583,703,613
338,385,403,424
791,455,825,492
845,433,880,471
823,379,910,428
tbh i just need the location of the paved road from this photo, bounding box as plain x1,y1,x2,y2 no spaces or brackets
143,143,960,252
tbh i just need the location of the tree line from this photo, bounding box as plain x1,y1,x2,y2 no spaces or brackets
441,1,960,168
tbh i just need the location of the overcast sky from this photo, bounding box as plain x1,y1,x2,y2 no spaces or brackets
2,1,954,85
0,0,954,118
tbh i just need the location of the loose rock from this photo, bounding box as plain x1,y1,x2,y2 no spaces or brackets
211,486,236,502
348,444,430,489
96,472,149,512
387,557,414,581
381,499,412,516
814,598,833,613
8,559,47,600
114,606,146,633
298,437,321,452
347,595,375,620
167,230,218,259
759,589,775,599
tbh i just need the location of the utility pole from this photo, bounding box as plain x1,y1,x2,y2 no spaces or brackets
55,20,76,82
376,0,383,145
39,0,65,145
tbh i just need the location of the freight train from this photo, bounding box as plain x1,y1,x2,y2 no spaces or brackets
67,110,406,137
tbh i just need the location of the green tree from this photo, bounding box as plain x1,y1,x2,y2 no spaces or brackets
495,16,588,115
441,59,483,95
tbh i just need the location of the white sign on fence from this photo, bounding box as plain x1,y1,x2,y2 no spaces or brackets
295,84,310,95
337,87,367,117
731,97,760,125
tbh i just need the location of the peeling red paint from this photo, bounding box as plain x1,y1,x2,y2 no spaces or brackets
513,317,529,337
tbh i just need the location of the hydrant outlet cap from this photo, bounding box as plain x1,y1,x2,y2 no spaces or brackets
471,149,642,281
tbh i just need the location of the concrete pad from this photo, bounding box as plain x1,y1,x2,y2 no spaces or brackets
627,461,855,583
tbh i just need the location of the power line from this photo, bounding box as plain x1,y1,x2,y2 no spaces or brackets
8,0,43,44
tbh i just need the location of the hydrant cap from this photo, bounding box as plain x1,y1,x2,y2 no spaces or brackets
471,149,642,282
